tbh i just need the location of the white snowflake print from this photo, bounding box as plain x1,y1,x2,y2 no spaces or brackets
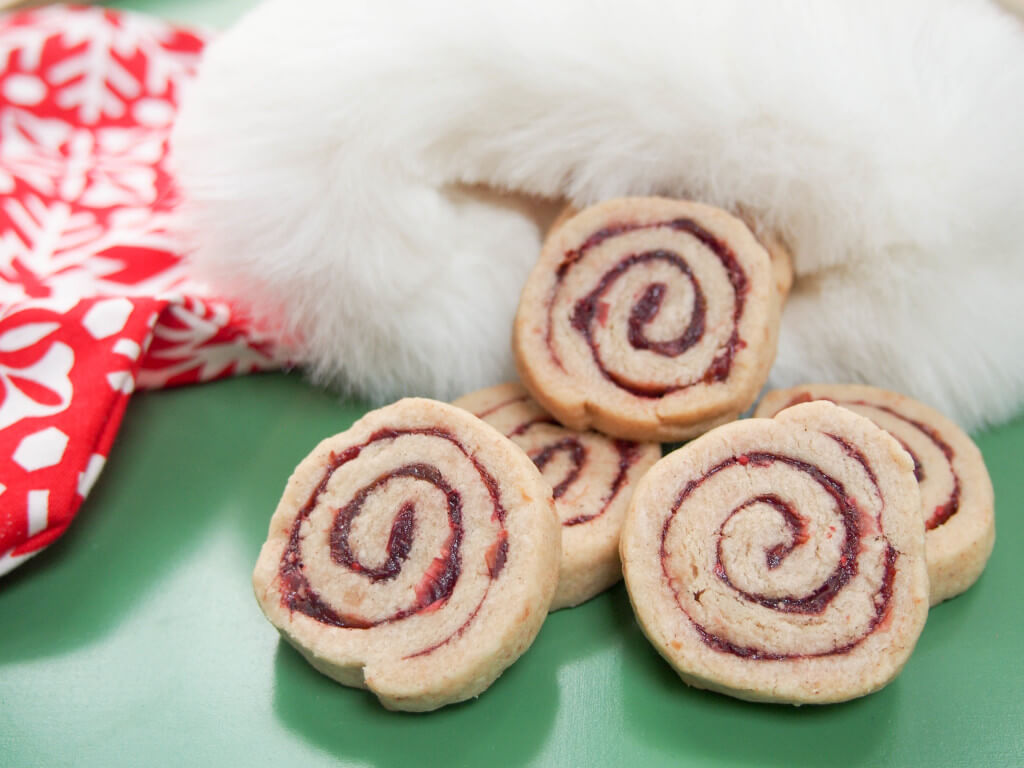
0,11,66,72
0,108,73,197
0,316,74,432
138,296,283,387
29,6,202,125
0,6,287,579
0,197,186,304
0,195,106,303
59,127,166,207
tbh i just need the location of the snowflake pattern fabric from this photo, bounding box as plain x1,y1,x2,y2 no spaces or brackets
0,7,284,576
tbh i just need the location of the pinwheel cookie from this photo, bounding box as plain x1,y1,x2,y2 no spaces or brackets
252,398,560,711
454,382,660,610
744,220,794,301
621,401,928,704
756,385,995,604
515,197,781,442
549,203,794,301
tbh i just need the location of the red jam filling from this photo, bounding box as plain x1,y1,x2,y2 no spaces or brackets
894,436,925,482
847,400,960,530
826,432,879,491
783,395,961,530
474,394,530,420
485,529,509,579
507,415,558,438
561,440,642,527
751,495,809,570
661,451,897,660
531,437,586,500
549,217,750,397
278,427,508,634
331,464,458,595
524,432,642,527
486,393,647,528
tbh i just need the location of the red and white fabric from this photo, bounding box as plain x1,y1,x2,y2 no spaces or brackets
0,6,284,576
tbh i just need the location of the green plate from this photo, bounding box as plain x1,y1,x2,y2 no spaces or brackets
2,372,1022,767
3,2,1022,764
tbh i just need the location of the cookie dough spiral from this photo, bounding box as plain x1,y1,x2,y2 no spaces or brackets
756,384,996,604
620,401,929,704
253,399,560,711
454,382,660,610
515,198,780,442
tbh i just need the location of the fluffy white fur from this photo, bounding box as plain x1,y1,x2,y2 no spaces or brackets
170,0,1024,430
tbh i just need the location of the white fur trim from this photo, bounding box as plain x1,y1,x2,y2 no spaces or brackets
171,0,1024,429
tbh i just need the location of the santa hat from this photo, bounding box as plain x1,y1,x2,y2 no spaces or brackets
171,0,1024,429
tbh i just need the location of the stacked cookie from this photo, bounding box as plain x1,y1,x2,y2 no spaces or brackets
252,399,561,711
622,401,929,703
754,385,995,606
514,198,789,441
452,382,660,611
251,197,995,711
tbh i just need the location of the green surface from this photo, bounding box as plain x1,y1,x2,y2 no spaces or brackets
3,3,1020,765
102,0,257,28
1,372,1023,767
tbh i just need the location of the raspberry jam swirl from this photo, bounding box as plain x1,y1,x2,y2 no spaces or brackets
546,218,749,398
785,393,961,530
659,447,898,660
278,427,508,657
471,395,643,527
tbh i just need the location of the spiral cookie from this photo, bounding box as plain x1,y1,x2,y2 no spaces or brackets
620,401,928,704
755,385,995,604
454,382,660,610
252,398,560,712
550,204,794,301
515,197,780,442
744,220,794,301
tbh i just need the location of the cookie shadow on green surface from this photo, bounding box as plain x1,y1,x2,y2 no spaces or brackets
0,386,228,661
272,636,560,767
0,373,364,663
612,586,899,768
